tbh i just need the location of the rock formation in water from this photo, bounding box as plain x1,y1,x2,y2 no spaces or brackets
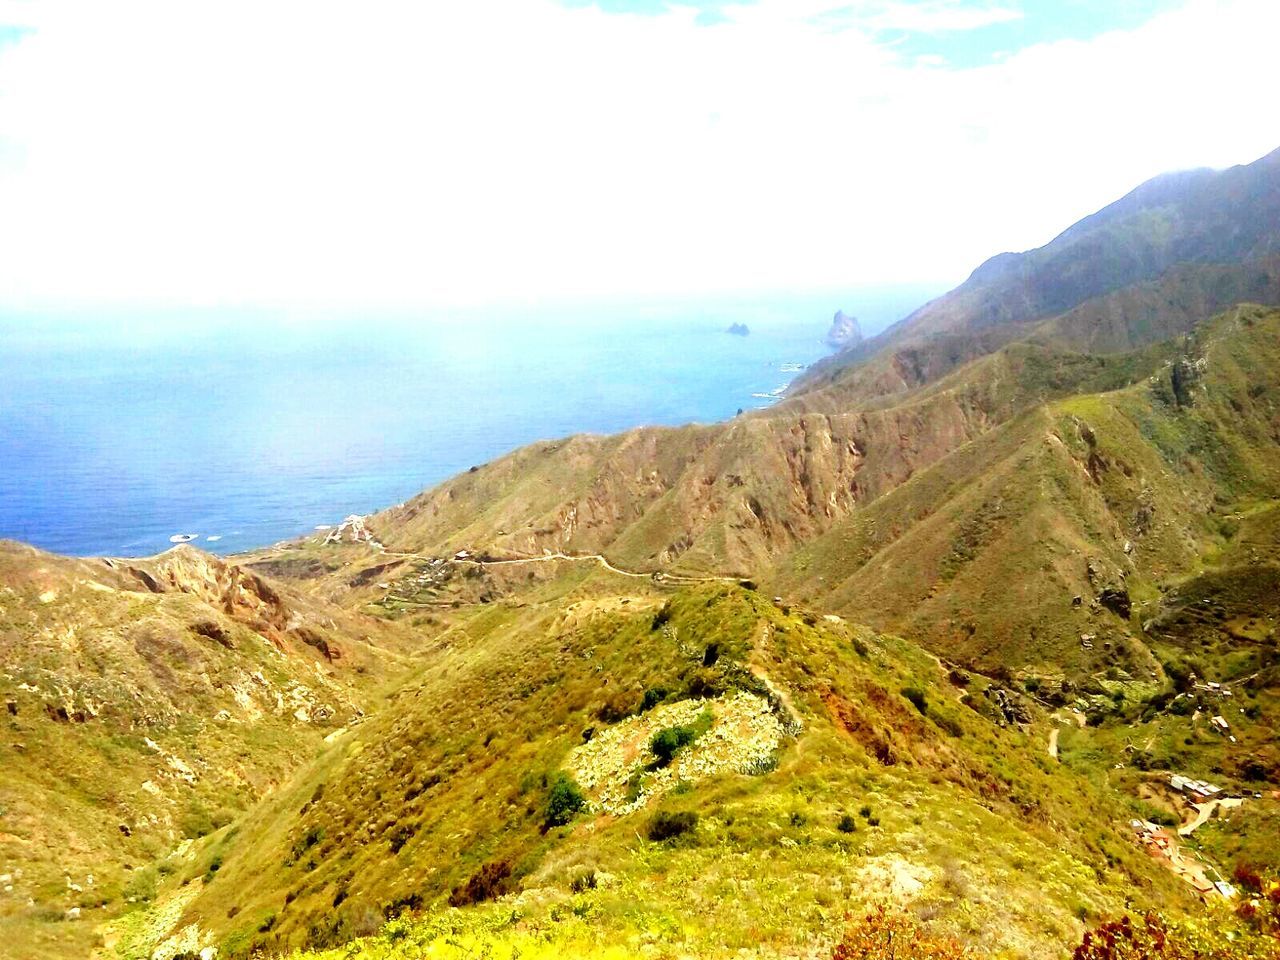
825,310,862,349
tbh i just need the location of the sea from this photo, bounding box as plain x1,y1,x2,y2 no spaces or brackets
0,286,941,557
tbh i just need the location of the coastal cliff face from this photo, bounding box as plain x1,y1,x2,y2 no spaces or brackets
825,310,863,349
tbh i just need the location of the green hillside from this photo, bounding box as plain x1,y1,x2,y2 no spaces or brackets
776,306,1280,675
0,545,424,960
101,576,1198,960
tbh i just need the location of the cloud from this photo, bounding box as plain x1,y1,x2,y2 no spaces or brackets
0,0,1275,310
863,1,1024,33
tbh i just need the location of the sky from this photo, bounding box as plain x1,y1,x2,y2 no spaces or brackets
0,0,1277,312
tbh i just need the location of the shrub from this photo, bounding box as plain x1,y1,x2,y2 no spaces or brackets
902,687,928,715
544,774,587,828
180,806,215,840
388,823,417,853
1162,659,1192,692
1071,912,1276,960
640,687,669,711
123,866,158,903
649,725,697,767
837,814,858,834
833,905,973,960
597,690,640,723
1233,862,1264,892
569,870,597,893
647,810,698,842
624,770,648,804
651,603,672,630
932,712,964,738
448,859,512,907
1234,869,1280,942
288,825,325,863
203,854,223,884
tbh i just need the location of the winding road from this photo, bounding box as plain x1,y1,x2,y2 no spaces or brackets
382,547,740,585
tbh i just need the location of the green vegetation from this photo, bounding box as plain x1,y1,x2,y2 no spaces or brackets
648,710,713,767
901,687,928,715
92,577,1221,960
646,809,698,841
544,774,587,828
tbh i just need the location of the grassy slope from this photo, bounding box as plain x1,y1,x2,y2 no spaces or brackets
773,306,1280,676
0,545,424,960
111,572,1205,960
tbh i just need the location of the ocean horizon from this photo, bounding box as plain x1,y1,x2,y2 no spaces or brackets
0,286,941,558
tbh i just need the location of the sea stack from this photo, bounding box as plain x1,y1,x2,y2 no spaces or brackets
826,310,862,349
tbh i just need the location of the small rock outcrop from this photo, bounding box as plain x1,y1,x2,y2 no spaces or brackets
826,310,863,349
1098,586,1132,619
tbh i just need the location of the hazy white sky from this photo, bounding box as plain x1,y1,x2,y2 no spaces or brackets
0,0,1276,311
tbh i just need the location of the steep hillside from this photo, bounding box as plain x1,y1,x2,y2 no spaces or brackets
797,145,1280,402
260,155,1280,649
788,254,1280,416
360,332,1176,581
109,576,1193,960
1029,255,1280,354
0,545,423,960
342,304,1279,689
775,305,1280,676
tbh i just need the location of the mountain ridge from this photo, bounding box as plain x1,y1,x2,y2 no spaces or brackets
794,144,1280,403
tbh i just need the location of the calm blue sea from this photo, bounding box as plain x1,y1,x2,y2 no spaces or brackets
0,287,939,557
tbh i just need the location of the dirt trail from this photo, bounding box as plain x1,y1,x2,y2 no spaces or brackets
381,548,740,585
747,620,801,727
